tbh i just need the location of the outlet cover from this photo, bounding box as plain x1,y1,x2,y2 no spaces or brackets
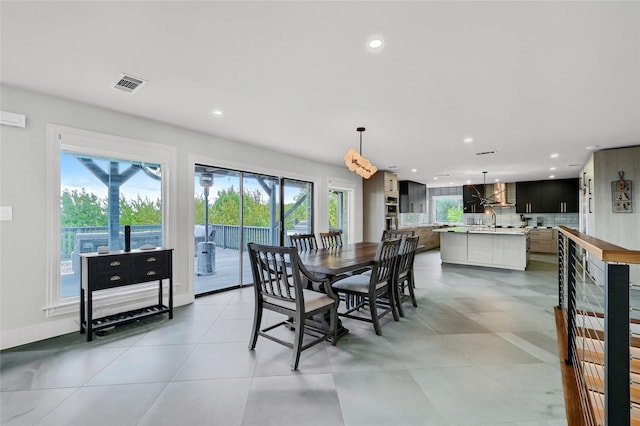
0,206,13,221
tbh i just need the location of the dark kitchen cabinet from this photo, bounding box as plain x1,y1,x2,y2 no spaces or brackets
399,181,426,213
463,184,486,213
542,178,579,213
516,179,579,213
515,181,542,213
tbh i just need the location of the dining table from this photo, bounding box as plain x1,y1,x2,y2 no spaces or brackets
296,241,381,340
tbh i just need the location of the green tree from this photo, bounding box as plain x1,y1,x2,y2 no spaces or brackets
120,195,161,225
447,205,464,223
60,188,107,226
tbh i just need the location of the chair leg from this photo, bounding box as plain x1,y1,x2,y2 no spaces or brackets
408,273,418,307
249,302,262,350
389,285,400,322
291,312,304,371
395,279,406,318
369,292,383,336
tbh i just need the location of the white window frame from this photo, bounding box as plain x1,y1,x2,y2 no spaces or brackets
45,124,177,317
432,194,463,224
327,177,356,243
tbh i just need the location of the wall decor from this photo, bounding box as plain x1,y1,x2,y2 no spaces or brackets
612,171,632,213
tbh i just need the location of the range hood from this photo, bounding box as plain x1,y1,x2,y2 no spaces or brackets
487,182,516,207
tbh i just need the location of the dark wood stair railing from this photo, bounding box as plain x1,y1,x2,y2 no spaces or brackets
556,226,640,426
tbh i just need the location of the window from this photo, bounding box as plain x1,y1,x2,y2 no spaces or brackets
60,152,163,299
433,195,463,224
46,125,176,315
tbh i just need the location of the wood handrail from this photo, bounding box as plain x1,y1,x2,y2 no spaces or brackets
557,226,640,265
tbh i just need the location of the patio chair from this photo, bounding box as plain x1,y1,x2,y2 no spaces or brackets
394,235,419,317
331,238,401,336
247,243,338,371
319,231,343,249
289,233,318,251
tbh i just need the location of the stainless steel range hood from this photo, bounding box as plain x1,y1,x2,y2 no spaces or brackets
487,182,516,207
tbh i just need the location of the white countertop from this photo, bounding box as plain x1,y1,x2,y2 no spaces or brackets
434,226,530,235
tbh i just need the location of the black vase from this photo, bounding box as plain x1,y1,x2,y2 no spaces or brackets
124,225,131,252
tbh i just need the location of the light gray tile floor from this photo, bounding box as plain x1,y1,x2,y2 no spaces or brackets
0,251,567,425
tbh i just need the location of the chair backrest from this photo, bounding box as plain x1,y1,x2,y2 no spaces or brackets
381,229,415,240
319,231,343,249
397,235,420,278
247,243,305,310
289,233,318,251
370,238,402,284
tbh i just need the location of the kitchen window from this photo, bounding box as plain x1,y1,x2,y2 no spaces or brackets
433,195,463,224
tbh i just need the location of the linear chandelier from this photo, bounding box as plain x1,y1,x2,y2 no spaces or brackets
344,127,378,179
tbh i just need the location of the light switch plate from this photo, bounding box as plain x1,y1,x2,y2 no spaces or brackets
0,206,13,221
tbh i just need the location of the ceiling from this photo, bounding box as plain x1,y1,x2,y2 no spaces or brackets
2,1,639,187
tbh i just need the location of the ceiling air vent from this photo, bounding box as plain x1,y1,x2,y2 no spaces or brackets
475,150,498,156
113,74,147,93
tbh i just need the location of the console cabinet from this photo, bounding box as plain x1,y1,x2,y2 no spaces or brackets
516,179,578,213
80,248,173,341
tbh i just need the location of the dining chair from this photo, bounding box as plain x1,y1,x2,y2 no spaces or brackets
331,238,401,336
394,235,419,317
381,229,415,240
319,231,343,248
247,243,338,371
289,233,318,251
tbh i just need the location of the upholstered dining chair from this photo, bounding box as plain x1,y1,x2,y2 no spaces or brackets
381,229,415,240
289,233,318,251
319,231,343,249
247,243,338,371
331,238,401,336
394,235,419,317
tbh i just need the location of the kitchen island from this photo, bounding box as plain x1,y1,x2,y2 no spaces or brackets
434,226,531,271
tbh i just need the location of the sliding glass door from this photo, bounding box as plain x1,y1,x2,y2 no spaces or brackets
194,165,313,296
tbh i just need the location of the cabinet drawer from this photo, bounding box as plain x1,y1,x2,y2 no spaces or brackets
92,271,135,290
135,264,170,282
135,252,170,268
91,256,133,273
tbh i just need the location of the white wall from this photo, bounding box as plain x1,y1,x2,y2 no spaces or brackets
0,85,363,349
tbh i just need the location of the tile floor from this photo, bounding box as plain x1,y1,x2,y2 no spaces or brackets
1,251,567,426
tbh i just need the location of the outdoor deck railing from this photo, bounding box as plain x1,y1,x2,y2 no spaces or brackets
62,224,275,260
556,225,640,426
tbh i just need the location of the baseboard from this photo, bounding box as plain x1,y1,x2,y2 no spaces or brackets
1,293,194,350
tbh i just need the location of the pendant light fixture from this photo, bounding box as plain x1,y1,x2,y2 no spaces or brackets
344,127,377,179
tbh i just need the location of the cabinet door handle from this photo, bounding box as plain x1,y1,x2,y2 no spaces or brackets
110,261,121,267
588,198,592,214
110,275,121,281
588,179,592,195
146,271,157,276
147,257,157,263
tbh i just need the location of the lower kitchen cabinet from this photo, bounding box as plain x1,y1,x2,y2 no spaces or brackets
397,226,441,251
528,228,557,253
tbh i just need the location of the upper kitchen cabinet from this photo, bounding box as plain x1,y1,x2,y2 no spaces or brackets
516,179,579,213
463,184,486,213
543,178,579,213
515,181,542,213
399,180,426,213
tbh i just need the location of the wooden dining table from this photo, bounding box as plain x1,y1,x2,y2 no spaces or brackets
296,241,380,278
296,241,381,339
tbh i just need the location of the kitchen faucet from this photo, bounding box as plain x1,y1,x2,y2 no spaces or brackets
488,207,496,228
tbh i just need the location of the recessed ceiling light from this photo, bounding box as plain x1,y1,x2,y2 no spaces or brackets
466,180,471,184
549,175,556,179
494,178,500,182
411,168,417,173
550,153,559,158
550,167,556,171
463,137,473,143
433,177,438,180
368,39,383,49
211,109,224,116
449,182,454,185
